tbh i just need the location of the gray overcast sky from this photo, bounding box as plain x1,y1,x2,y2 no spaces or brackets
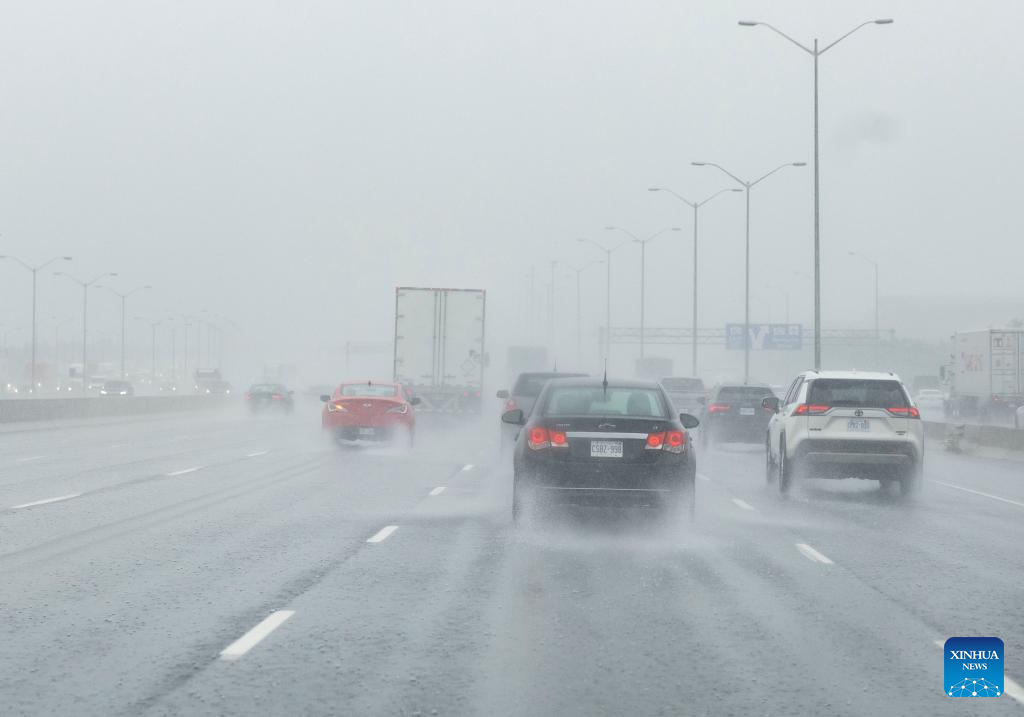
2,0,1022,374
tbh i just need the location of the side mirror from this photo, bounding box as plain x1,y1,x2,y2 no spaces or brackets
697,396,706,405
409,396,422,406
319,394,331,402
679,413,700,429
496,389,510,399
501,409,525,425
762,396,780,413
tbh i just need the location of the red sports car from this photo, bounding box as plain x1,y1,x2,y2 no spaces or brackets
320,381,420,446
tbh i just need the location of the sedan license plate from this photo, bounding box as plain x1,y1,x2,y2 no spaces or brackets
358,427,376,436
740,407,755,416
590,440,623,458
847,418,869,432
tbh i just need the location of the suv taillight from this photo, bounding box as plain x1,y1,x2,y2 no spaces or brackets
794,404,830,416
887,406,920,418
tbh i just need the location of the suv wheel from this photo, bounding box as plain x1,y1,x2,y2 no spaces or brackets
765,435,777,483
899,460,923,498
778,437,794,494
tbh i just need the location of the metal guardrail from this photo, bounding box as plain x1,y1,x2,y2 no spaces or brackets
0,396,231,424
923,420,1024,452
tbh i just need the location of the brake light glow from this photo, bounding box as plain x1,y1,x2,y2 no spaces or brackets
887,406,920,418
528,426,549,450
327,401,347,413
646,432,665,449
665,430,686,453
549,430,568,448
271,394,282,400
386,403,410,414
708,403,730,413
794,404,830,416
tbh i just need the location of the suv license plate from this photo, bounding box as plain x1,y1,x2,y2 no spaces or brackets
591,440,623,458
847,419,869,432
358,427,375,436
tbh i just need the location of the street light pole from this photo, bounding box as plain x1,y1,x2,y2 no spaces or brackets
135,317,164,382
648,187,741,375
54,271,117,392
739,18,893,370
567,261,603,367
692,161,805,383
1,255,72,393
577,237,628,364
101,285,151,379
605,226,682,361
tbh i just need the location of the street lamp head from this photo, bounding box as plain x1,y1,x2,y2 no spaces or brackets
691,162,707,167
604,226,617,231
792,162,808,167
62,256,72,261
847,251,857,256
647,187,663,192
874,18,894,24
729,188,743,192
738,20,759,27
670,227,682,231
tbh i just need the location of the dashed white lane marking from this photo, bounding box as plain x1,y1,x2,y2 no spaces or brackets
933,640,1024,704
461,464,475,472
15,455,45,463
933,481,1024,510
429,486,446,496
166,466,201,477
795,543,834,565
367,525,398,543
731,498,754,511
696,474,710,483
11,493,82,510
220,610,295,661
246,451,270,458
109,443,128,449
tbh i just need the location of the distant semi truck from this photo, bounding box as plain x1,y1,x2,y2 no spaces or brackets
393,287,487,413
947,329,1024,420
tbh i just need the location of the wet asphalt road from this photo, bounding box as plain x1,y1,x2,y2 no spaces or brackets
1,403,1022,716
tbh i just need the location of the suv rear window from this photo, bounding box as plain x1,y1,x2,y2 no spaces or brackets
715,386,773,402
807,379,909,408
512,373,583,397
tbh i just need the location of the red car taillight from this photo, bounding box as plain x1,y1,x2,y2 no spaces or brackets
271,394,282,400
645,432,665,449
793,404,830,415
887,406,920,418
646,430,686,453
528,427,568,450
708,403,730,413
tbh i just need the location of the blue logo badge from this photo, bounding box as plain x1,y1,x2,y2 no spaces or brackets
945,637,1003,697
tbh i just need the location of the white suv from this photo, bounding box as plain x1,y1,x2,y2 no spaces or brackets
764,370,924,496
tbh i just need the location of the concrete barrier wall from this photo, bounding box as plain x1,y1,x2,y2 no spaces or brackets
0,396,231,424
923,420,1024,451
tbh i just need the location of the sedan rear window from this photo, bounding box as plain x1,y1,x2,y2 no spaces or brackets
544,387,668,419
340,384,397,397
807,379,909,408
661,378,704,392
715,386,773,402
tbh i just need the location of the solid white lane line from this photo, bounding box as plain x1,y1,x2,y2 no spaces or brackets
11,493,82,510
246,451,270,458
933,640,1024,705
429,486,446,496
166,466,201,477
15,455,45,463
367,525,398,543
933,481,1024,510
696,473,710,482
731,498,754,511
796,543,834,565
219,610,295,661
461,464,475,472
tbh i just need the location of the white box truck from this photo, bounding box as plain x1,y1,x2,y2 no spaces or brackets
393,287,487,413
949,329,1024,420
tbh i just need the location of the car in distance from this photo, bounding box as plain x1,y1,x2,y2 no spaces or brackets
158,381,179,393
765,370,923,496
496,371,587,453
701,383,775,446
196,379,232,395
320,381,420,446
659,377,706,415
246,383,295,413
99,380,135,396
503,377,700,523
913,388,946,417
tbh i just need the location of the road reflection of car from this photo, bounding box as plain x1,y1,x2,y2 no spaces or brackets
765,370,923,496
496,371,587,453
196,380,232,395
503,377,700,523
320,381,420,446
913,389,946,417
701,383,775,446
99,380,134,396
659,376,706,415
246,383,295,413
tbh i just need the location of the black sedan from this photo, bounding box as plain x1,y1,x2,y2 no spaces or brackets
701,383,775,446
245,383,295,413
502,377,700,523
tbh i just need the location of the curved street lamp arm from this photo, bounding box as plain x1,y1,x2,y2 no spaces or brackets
650,187,696,207
605,226,642,243
696,187,744,207
692,162,748,188
750,162,805,187
821,20,891,54
741,21,814,55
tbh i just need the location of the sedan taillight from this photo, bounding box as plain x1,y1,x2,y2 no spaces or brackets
708,403,730,413
646,430,686,453
527,427,568,450
386,403,410,414
327,401,347,413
